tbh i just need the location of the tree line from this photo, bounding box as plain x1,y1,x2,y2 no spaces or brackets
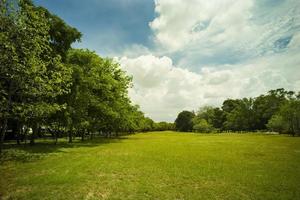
0,0,173,152
175,88,300,136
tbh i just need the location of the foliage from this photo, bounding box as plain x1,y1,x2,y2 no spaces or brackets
223,98,256,131
153,121,175,131
176,88,300,135
195,106,224,130
192,118,214,133
0,0,73,147
268,100,300,136
267,114,287,133
252,88,292,129
175,111,195,132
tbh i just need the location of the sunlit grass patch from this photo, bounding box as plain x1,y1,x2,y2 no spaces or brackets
1,132,300,200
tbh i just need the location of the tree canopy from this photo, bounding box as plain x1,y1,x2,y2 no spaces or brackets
175,88,300,136
175,111,195,132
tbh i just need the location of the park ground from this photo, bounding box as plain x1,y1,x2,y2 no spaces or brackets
1,131,300,200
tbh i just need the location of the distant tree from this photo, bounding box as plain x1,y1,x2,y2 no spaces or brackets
267,115,286,133
175,111,195,132
222,98,255,131
211,108,225,129
195,106,224,130
153,121,175,131
222,99,240,113
196,106,215,123
192,118,214,133
173,89,299,134
268,100,300,136
253,88,292,130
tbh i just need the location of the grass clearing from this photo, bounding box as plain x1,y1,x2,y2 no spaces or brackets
1,131,300,200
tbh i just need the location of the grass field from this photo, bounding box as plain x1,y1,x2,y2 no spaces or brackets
1,132,300,200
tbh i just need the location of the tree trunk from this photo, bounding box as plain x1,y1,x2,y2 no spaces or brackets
68,130,73,143
16,122,21,145
55,132,58,145
30,131,34,145
0,118,8,153
81,130,84,141
30,123,38,145
24,128,27,144
90,131,93,140
0,82,13,153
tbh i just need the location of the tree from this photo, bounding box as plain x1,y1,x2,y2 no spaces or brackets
222,98,255,131
193,118,214,133
36,6,82,61
173,89,299,134
268,100,300,136
175,111,195,132
58,49,138,140
267,115,286,133
195,106,224,130
253,88,291,130
153,121,174,131
0,0,72,149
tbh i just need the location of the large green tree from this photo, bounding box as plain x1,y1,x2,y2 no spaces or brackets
175,111,195,132
194,106,224,130
268,99,300,136
0,0,74,149
60,49,137,141
223,98,255,131
253,88,292,130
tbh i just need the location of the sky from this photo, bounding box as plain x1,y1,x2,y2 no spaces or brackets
34,0,300,122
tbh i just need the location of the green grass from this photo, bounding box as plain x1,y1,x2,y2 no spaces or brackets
1,132,300,200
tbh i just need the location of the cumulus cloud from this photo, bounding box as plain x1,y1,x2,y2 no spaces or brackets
119,51,300,122
116,0,300,122
150,0,254,50
150,0,300,68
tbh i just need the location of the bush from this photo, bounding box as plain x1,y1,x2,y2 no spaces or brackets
193,119,214,133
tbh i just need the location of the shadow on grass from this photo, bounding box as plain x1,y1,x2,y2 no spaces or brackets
0,136,130,163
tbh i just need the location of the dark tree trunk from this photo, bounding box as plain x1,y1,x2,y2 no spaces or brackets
0,82,13,153
0,118,8,153
16,122,21,145
30,131,34,145
81,130,84,141
90,131,93,140
68,130,73,143
30,123,38,145
87,130,90,140
49,128,58,145
55,132,58,145
24,128,27,144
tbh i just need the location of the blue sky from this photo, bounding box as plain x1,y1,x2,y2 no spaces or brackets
34,0,155,56
34,0,300,122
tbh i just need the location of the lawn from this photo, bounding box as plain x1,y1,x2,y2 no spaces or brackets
1,132,300,200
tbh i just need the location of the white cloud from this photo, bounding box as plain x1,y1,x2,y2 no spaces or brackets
116,0,300,122
119,44,151,58
150,0,254,50
119,51,300,122
150,0,300,68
